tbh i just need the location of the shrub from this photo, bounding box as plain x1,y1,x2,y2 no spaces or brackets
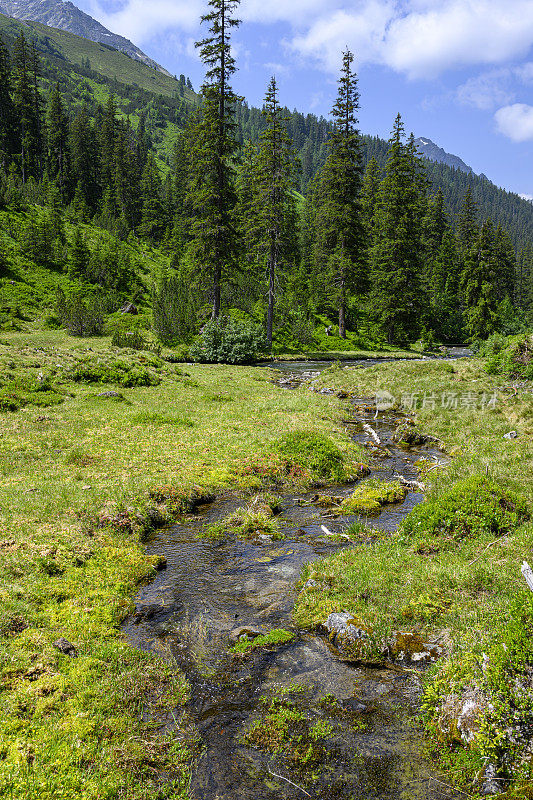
56,289,104,337
189,317,268,364
273,431,345,482
482,334,533,380
400,476,528,547
152,273,198,345
69,356,161,387
111,329,149,351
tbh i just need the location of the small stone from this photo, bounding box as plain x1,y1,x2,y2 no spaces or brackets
303,578,319,589
53,638,78,657
503,430,518,439
98,391,121,398
152,555,167,570
229,626,263,644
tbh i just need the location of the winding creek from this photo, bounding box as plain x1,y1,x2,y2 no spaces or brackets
124,353,470,799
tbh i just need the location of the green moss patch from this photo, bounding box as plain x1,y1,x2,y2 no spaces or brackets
243,691,332,770
231,628,295,654
340,480,407,514
204,496,284,540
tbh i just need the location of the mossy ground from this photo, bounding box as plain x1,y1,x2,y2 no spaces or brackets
0,329,364,800
231,628,295,654
340,479,407,514
294,357,533,795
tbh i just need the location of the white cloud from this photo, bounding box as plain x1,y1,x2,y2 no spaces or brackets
291,3,395,73
384,1,533,79
495,103,533,142
520,193,533,201
88,0,203,43
289,0,533,80
456,69,514,110
515,62,533,83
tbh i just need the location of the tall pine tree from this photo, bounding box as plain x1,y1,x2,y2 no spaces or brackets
313,49,365,338
188,0,241,319
238,77,298,347
370,114,427,343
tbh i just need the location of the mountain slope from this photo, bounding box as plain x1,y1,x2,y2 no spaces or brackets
0,12,194,99
0,0,171,75
414,137,474,175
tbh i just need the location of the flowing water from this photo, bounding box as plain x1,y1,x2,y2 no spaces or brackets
124,359,466,799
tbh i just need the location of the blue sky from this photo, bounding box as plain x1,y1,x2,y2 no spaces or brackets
77,0,533,199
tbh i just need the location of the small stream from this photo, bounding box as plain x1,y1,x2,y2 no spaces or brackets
124,357,467,799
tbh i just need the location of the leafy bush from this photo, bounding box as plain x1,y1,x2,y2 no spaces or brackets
400,476,528,547
189,317,268,364
69,356,161,387
273,431,346,482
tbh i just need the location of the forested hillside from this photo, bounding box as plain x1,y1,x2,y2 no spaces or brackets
0,12,532,352
1,10,532,250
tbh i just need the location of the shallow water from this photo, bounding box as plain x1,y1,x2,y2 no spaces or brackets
124,385,461,799
259,345,472,376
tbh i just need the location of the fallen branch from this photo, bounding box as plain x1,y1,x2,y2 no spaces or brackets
522,561,533,592
428,777,475,798
267,768,312,797
362,423,382,446
468,535,509,567
320,524,351,541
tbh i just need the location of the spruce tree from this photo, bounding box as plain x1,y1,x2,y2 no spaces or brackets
313,49,365,338
46,84,70,198
12,33,43,182
361,157,381,240
238,77,298,347
370,114,427,343
69,105,99,208
461,219,499,340
188,0,242,319
0,38,16,172
457,187,479,253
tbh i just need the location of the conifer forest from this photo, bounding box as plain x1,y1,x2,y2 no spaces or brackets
0,0,531,351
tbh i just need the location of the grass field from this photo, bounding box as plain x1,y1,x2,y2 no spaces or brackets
0,329,363,800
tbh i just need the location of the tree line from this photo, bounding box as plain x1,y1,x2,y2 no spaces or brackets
0,4,532,347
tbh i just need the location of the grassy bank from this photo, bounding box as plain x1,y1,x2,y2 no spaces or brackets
0,330,365,800
294,357,533,797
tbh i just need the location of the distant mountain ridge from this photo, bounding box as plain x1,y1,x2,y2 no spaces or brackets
0,0,172,75
414,137,474,175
